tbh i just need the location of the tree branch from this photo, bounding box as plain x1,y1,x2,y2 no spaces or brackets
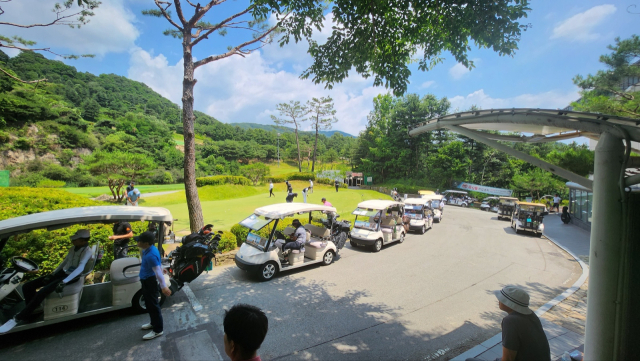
172,0,188,26
154,0,183,29
190,5,255,47
0,67,47,84
0,10,86,28
194,23,278,67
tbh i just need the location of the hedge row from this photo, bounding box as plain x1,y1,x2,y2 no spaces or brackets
0,187,99,221
196,175,252,187
316,177,348,188
267,172,315,183
217,231,238,253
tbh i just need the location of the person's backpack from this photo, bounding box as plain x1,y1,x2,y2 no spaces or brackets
561,206,571,224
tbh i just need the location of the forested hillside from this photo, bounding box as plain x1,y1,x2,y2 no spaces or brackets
0,51,356,188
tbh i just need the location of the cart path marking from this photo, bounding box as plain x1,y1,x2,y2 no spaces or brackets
182,284,203,312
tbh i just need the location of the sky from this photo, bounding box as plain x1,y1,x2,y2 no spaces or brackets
2,0,638,137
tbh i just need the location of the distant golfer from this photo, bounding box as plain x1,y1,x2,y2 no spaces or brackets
309,179,313,193
302,187,309,203
334,180,340,192
321,197,332,207
552,194,561,213
286,191,297,203
269,181,274,198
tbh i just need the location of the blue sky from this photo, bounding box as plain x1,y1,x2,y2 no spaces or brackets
3,1,638,136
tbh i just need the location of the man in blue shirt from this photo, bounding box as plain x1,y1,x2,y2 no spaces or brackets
136,231,172,340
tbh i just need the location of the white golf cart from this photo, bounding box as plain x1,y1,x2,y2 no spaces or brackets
480,197,500,212
234,203,345,281
402,198,433,234
442,190,470,207
0,206,172,334
349,200,406,252
497,197,519,220
422,194,444,222
510,202,548,237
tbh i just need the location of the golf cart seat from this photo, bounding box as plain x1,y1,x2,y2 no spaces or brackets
304,224,330,239
283,227,296,236
44,243,98,320
110,257,141,286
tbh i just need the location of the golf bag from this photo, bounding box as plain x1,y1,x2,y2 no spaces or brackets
561,206,571,224
320,214,351,252
168,225,221,291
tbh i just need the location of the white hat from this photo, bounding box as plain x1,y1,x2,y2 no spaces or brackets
495,285,532,315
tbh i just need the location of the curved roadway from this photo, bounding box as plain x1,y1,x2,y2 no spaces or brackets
0,206,580,360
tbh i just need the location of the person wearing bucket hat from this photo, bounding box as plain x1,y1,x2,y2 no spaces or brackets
466,286,550,361
0,229,93,334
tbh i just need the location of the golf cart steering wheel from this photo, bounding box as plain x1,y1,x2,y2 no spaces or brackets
12,257,39,273
274,230,286,240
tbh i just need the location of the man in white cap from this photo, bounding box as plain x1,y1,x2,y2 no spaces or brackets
467,286,550,361
0,229,94,333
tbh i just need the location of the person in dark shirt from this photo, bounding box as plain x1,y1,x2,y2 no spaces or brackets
223,304,268,361
468,286,550,361
334,180,340,192
109,221,133,259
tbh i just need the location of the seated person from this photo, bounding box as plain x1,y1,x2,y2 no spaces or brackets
0,229,94,333
274,219,306,262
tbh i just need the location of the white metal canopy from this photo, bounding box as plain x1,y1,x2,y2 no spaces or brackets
403,198,428,205
0,206,173,239
253,203,337,219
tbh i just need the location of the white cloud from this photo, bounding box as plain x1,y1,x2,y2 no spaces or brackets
420,81,435,89
449,88,580,112
449,63,471,80
128,48,386,135
1,0,139,56
551,4,616,42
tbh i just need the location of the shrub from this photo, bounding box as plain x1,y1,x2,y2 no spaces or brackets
36,179,66,188
316,177,348,188
0,130,9,144
217,231,237,253
0,187,99,221
196,175,251,187
14,137,31,150
268,172,316,183
230,223,249,246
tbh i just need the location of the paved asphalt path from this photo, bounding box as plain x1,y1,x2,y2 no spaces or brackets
0,206,581,360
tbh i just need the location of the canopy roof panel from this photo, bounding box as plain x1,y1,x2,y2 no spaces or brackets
408,108,640,143
404,198,427,205
253,203,337,219
356,200,404,210
0,206,173,239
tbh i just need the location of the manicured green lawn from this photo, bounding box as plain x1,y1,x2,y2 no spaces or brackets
64,184,185,198
153,181,390,235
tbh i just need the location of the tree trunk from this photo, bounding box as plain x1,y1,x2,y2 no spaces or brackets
294,126,302,172
182,31,204,232
312,121,319,172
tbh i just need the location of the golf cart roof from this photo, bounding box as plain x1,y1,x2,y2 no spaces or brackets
253,203,337,219
421,194,444,200
356,200,404,210
418,190,435,195
484,197,500,200
499,197,519,200
404,198,427,205
444,190,468,194
518,202,546,207
0,206,173,239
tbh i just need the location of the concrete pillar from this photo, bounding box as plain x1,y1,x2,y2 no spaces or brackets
584,132,625,360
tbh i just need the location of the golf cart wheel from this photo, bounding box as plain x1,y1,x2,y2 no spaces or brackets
132,289,167,314
536,232,543,238
515,224,521,234
497,216,502,220
461,203,467,208
421,225,426,234
322,250,335,266
258,262,278,282
399,233,405,243
372,239,383,253
350,239,358,248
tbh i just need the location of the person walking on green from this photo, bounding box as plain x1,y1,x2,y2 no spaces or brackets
269,181,274,198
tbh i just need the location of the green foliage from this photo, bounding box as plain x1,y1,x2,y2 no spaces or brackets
36,179,66,188
239,162,270,185
83,151,156,200
217,231,237,253
572,35,640,119
0,187,98,221
196,175,252,187
268,172,316,183
303,0,531,95
511,168,565,199
230,224,249,247
14,137,31,150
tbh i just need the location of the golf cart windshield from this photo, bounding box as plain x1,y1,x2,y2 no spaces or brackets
431,200,441,208
519,205,546,213
239,214,273,231
353,208,381,231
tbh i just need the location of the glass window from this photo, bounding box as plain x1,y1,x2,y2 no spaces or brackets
570,189,576,215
